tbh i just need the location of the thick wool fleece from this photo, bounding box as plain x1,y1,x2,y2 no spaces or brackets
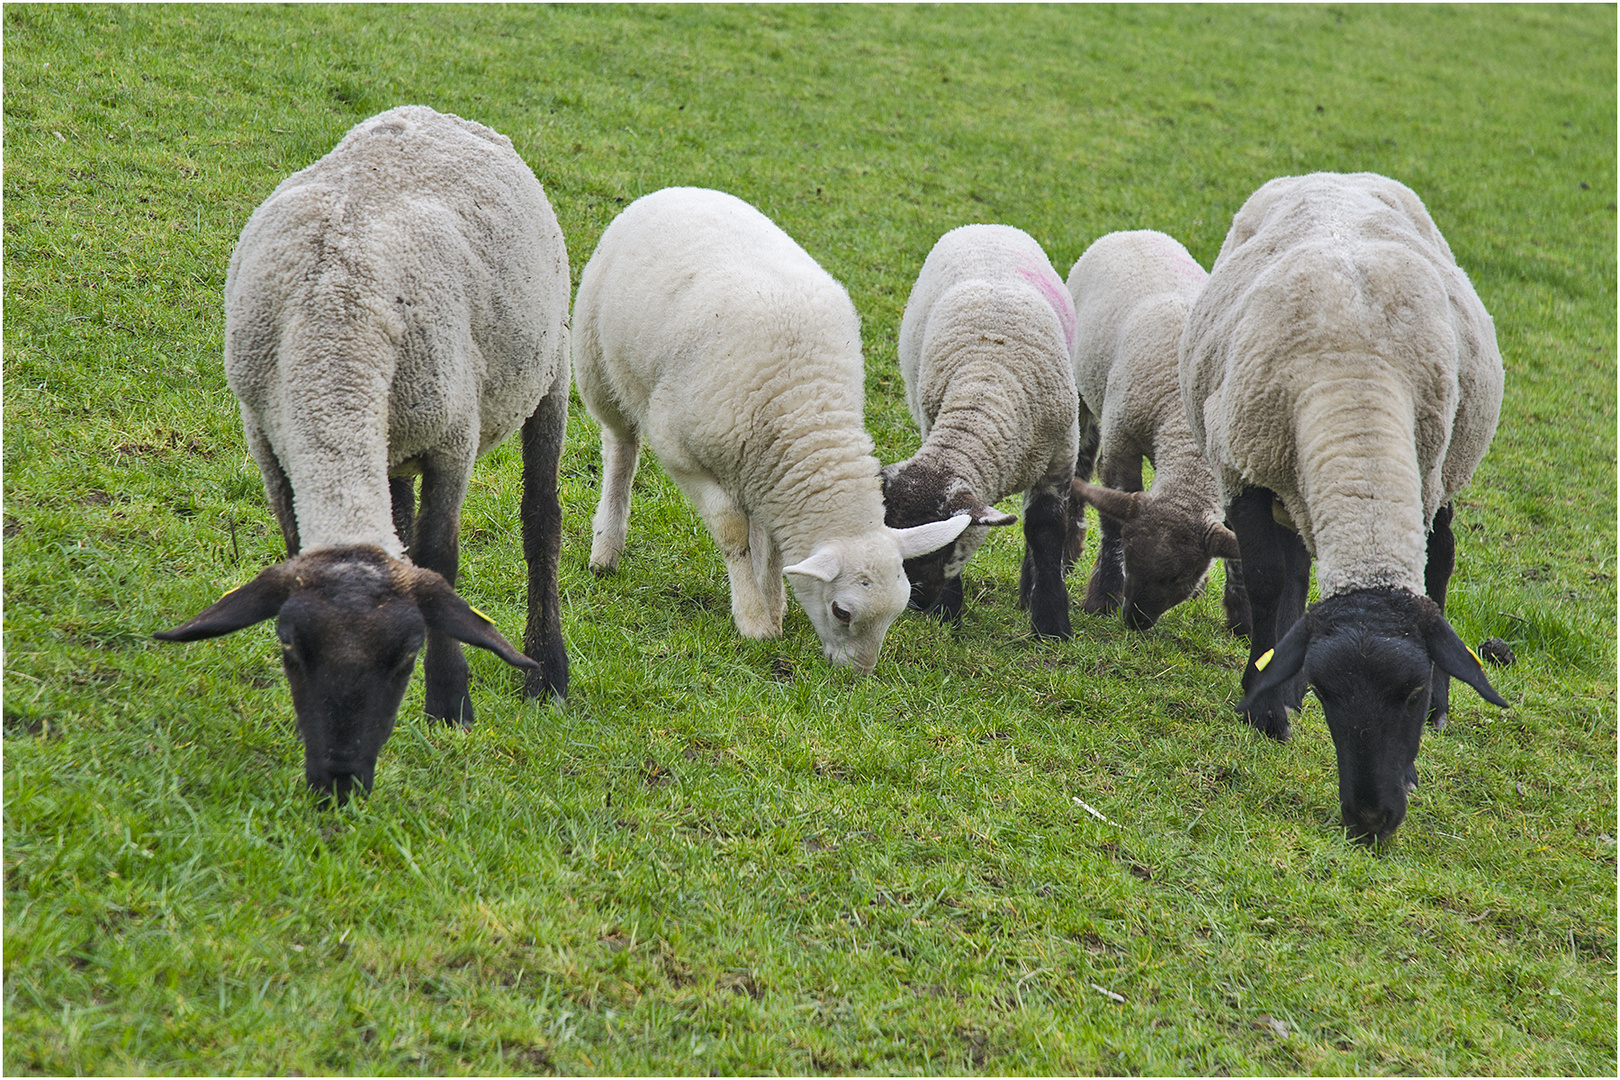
1069,229,1216,517
225,105,570,555
572,187,883,564
1180,172,1504,597
896,224,1080,508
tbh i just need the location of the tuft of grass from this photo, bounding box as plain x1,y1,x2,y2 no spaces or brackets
5,4,1614,1075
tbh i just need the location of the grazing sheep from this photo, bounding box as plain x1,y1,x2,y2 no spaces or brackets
573,186,970,673
1065,230,1244,632
880,224,1081,638
156,106,570,802
1180,171,1508,843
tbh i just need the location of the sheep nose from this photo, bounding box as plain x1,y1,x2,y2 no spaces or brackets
1123,602,1158,632
1344,803,1403,845
307,763,375,806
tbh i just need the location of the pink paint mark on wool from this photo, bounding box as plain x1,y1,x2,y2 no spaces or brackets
1017,263,1077,351
1158,237,1207,280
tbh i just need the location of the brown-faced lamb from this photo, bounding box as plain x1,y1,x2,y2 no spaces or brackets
156,106,570,802
573,187,970,674
1180,171,1508,843
880,224,1081,638
1065,229,1245,632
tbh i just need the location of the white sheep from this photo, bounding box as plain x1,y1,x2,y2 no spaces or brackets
156,106,570,802
573,186,970,673
880,224,1081,638
1065,230,1243,631
1180,171,1508,843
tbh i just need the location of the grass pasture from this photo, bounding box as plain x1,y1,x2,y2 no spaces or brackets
3,4,1615,1074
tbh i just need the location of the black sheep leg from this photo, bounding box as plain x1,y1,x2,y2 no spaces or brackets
1424,502,1456,730
1018,485,1073,640
1226,487,1310,739
1081,512,1125,615
927,572,965,625
521,377,570,701
413,456,474,725
1221,557,1253,638
390,476,416,552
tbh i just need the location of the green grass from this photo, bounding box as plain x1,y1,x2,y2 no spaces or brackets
4,4,1614,1074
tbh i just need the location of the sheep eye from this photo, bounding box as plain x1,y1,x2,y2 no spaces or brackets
831,601,852,625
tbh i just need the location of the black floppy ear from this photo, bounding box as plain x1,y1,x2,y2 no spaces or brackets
1238,614,1311,708
413,572,540,671
1425,615,1509,708
1072,478,1140,522
967,499,1017,528
154,565,293,642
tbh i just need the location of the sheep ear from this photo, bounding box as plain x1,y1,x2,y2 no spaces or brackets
784,546,842,583
154,565,293,641
1238,615,1310,708
968,502,1017,528
1205,523,1242,560
1072,479,1140,522
891,513,972,559
1425,616,1509,708
413,572,540,671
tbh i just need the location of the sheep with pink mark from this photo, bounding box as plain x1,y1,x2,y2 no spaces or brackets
1065,229,1245,633
881,224,1083,638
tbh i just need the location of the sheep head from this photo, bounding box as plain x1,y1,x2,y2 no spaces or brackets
155,545,537,803
1073,478,1240,630
1237,587,1507,844
879,460,1017,613
784,515,972,672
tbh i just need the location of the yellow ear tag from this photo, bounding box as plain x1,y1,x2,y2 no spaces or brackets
1467,645,1483,668
1255,648,1275,671
468,604,494,625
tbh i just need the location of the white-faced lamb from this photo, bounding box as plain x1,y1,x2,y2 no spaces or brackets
573,187,970,673
880,224,1082,638
156,106,570,802
1065,230,1245,632
1180,171,1508,843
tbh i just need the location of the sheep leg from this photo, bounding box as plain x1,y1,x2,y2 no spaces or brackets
521,378,569,701
244,416,300,556
1064,414,1100,572
413,453,476,726
932,573,966,624
1227,486,1310,739
1221,555,1253,638
1018,481,1073,640
749,516,787,632
390,476,416,551
1423,502,1456,730
589,423,641,574
678,472,780,639
1081,454,1139,615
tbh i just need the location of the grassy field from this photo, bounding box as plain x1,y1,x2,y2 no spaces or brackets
4,4,1614,1074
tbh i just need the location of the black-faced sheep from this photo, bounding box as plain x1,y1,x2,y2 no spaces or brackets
1065,230,1244,632
1180,171,1508,843
572,187,970,673
156,106,570,802
880,224,1081,639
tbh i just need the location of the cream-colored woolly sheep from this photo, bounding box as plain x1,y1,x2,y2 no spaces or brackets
157,106,570,802
1180,171,1507,843
573,186,969,673
880,224,1081,638
1066,229,1243,632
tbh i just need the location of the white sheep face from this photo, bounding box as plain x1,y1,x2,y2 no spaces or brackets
784,515,971,673
784,538,911,673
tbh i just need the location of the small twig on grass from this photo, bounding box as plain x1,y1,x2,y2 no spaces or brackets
1073,797,1120,827
1090,982,1125,1003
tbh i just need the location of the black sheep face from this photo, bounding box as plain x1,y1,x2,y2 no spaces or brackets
274,569,425,802
1240,588,1508,845
155,545,538,804
879,460,1014,613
